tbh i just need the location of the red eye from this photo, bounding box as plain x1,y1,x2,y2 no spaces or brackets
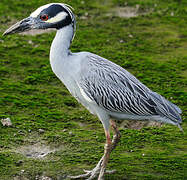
40,14,48,21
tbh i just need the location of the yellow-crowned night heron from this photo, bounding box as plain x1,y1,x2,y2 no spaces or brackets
3,3,182,180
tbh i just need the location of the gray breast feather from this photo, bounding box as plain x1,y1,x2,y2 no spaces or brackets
79,54,182,124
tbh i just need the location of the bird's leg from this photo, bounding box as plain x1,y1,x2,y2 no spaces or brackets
97,130,112,180
97,120,121,180
110,120,121,151
68,131,113,180
68,120,120,180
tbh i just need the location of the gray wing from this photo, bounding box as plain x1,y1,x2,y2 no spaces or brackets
79,54,182,124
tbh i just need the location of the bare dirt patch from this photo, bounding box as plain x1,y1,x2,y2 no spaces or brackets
15,142,59,159
21,29,55,36
14,175,52,180
120,120,162,130
108,5,152,18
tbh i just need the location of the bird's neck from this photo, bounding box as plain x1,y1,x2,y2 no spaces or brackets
50,24,74,59
50,24,75,80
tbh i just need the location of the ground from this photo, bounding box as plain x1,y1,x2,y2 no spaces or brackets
0,0,186,180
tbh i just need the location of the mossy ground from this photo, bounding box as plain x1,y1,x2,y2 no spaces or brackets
0,0,186,179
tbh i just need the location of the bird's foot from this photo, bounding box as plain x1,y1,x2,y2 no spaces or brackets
68,124,120,180
68,156,115,180
68,168,116,180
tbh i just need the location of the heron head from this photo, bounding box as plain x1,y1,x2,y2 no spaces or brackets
3,3,75,36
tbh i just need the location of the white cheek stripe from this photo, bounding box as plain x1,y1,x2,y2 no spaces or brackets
46,12,68,23
30,4,52,18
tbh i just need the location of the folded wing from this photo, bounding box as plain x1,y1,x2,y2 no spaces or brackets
79,54,182,124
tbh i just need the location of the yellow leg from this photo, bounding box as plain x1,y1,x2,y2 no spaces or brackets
68,120,121,180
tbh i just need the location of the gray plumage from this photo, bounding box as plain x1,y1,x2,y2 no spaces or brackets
79,54,182,125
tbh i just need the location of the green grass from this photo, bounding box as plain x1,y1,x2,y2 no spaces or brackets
0,0,186,179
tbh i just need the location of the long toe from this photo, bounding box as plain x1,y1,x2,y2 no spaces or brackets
86,168,100,180
68,171,91,179
68,169,116,180
68,167,100,180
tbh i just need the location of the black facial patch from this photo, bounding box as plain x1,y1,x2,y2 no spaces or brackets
39,4,72,29
41,4,64,18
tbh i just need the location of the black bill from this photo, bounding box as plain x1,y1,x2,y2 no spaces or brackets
3,17,34,36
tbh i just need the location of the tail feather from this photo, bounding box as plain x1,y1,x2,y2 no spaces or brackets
150,92,182,124
177,124,184,133
167,100,182,114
